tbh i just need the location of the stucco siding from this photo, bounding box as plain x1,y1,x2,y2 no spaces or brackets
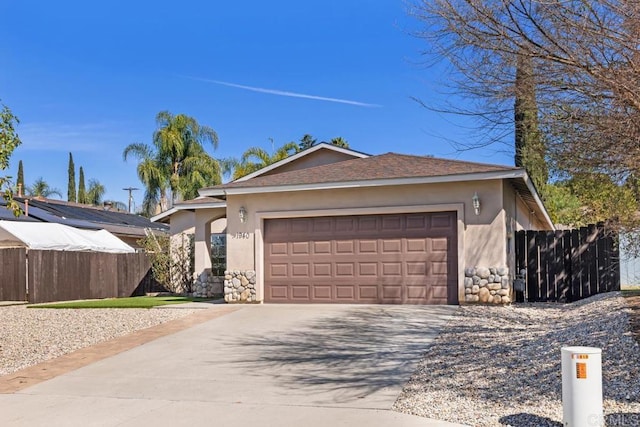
261,149,360,176
169,211,196,236
225,180,507,302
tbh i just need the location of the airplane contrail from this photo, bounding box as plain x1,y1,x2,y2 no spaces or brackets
185,76,381,108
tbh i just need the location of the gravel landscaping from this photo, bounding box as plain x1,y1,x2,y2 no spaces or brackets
0,305,197,376
393,292,640,427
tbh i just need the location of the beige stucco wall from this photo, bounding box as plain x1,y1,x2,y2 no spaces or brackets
168,211,196,236
261,149,359,176
225,179,508,302
169,208,226,276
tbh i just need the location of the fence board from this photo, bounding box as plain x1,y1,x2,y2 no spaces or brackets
516,225,620,303
527,231,539,302
515,231,526,303
27,251,154,303
0,248,27,301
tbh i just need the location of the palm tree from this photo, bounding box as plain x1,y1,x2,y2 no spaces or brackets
86,179,105,205
123,111,221,215
225,142,298,180
329,137,349,148
27,178,62,198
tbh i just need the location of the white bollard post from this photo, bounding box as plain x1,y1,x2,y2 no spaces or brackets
561,346,603,427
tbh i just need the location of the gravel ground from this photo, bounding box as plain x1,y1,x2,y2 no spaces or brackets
0,305,197,376
393,292,640,427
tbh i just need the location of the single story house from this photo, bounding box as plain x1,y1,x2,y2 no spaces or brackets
153,143,553,304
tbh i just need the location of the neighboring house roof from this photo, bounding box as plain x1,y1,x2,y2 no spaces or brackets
151,196,227,223
7,197,168,237
232,142,370,183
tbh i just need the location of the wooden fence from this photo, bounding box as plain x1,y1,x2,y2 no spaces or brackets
0,248,161,303
515,224,620,303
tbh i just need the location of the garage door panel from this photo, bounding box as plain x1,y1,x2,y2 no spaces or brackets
313,263,332,277
336,262,355,276
335,217,355,232
357,285,378,300
264,212,457,304
291,219,311,233
313,241,331,254
292,242,310,254
291,263,310,277
270,242,288,255
313,218,332,233
269,285,289,300
359,262,378,276
291,285,310,300
269,264,288,277
382,262,402,276
358,240,377,253
381,240,402,253
336,285,357,300
431,214,455,230
406,239,427,252
407,262,426,276
431,237,449,252
336,240,355,254
313,285,332,300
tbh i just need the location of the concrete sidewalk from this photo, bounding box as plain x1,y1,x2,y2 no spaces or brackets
0,304,468,427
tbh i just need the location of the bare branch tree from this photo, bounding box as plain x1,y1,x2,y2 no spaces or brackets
411,0,640,180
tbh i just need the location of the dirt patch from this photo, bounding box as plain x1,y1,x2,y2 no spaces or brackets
625,291,640,342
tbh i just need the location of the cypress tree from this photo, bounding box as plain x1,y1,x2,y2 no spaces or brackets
78,166,87,204
67,152,76,202
514,54,548,192
17,160,24,196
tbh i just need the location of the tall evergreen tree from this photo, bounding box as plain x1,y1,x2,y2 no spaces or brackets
77,166,86,204
67,152,76,202
297,134,317,151
514,54,547,192
16,160,24,195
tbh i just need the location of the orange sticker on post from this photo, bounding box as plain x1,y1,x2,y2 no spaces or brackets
576,362,587,379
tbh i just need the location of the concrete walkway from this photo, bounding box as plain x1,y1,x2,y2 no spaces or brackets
0,304,467,426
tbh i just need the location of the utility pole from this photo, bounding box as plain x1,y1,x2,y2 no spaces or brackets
123,187,139,213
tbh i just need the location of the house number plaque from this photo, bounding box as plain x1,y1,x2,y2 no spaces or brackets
233,232,250,239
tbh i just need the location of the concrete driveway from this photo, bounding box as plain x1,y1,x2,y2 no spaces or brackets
0,304,464,426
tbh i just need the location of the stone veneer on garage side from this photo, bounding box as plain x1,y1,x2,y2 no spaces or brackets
223,270,257,303
464,267,511,304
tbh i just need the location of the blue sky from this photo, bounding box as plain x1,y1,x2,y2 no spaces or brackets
0,0,513,210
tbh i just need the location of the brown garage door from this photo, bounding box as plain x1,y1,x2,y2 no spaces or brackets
264,212,457,304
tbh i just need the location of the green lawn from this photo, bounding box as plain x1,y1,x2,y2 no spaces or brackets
28,296,210,309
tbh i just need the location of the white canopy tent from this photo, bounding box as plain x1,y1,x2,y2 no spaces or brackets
0,221,135,253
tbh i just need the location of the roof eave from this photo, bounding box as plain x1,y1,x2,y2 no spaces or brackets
520,172,555,230
150,202,227,223
200,169,526,196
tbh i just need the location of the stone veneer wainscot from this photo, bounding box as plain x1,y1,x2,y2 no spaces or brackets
463,266,511,304
192,269,224,298
223,270,257,303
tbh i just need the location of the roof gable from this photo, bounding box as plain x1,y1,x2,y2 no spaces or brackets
232,143,369,183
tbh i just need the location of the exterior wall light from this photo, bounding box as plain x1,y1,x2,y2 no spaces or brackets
239,206,248,223
472,192,481,216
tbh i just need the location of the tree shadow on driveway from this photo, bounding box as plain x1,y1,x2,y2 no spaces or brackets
228,305,457,402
